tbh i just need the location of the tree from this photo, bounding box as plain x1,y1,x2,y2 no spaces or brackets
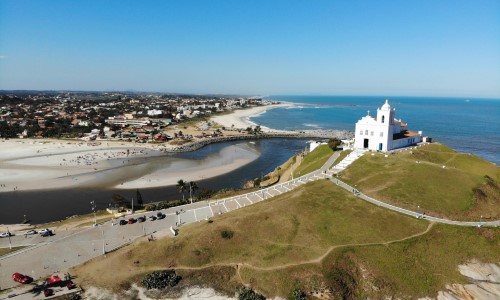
176,180,187,201
328,138,341,150
188,181,198,203
112,193,127,208
136,189,143,207
253,125,262,135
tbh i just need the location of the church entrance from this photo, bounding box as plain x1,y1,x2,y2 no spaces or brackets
363,139,369,149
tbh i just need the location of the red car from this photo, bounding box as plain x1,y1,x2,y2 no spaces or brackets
127,218,136,224
12,273,31,284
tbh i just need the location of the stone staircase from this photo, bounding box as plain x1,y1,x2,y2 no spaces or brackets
331,149,367,173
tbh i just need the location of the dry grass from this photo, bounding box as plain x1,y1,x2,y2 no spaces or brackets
0,246,25,257
72,180,427,293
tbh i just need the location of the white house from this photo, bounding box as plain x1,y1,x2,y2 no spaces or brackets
354,100,423,152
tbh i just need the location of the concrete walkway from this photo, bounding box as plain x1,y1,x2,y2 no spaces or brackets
1,150,498,295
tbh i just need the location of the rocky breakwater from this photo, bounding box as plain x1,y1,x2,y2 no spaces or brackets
165,129,354,153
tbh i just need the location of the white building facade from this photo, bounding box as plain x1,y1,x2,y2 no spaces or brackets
354,100,423,152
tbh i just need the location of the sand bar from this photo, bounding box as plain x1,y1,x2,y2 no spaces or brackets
0,139,259,192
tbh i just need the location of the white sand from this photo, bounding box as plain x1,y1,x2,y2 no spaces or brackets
210,103,293,132
0,139,258,192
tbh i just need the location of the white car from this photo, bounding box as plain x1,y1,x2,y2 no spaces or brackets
25,230,37,235
38,229,51,235
0,232,13,238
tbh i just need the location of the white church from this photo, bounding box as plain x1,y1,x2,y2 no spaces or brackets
354,99,423,152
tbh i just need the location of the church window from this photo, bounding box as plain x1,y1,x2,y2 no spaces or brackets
382,115,385,123
365,130,368,135
359,130,363,135
370,131,374,136
380,132,383,137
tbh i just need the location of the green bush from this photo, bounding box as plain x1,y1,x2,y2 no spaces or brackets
238,287,266,300
288,287,306,300
142,270,181,289
221,230,234,239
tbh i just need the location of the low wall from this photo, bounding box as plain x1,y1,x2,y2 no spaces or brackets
165,130,354,153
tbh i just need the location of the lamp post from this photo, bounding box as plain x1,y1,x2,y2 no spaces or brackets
7,226,12,250
101,227,105,255
90,201,97,226
189,184,193,204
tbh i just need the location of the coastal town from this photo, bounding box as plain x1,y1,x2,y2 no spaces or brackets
0,91,278,141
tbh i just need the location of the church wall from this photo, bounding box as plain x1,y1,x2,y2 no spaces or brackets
354,121,391,151
391,135,423,150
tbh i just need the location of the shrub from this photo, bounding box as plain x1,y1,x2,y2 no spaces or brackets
142,270,181,290
238,287,266,300
288,287,306,300
221,230,234,239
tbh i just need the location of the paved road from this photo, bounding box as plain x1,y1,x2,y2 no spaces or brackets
1,150,498,295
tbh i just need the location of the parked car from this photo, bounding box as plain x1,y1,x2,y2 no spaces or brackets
119,219,127,226
43,289,53,297
38,229,51,235
40,230,53,237
0,232,13,238
148,215,157,221
25,230,37,235
156,212,165,219
12,273,31,284
128,218,136,224
137,216,146,223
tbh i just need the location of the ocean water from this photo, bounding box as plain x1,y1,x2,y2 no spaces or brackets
255,96,500,165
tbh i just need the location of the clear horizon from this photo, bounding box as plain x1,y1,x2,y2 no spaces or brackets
1,0,499,98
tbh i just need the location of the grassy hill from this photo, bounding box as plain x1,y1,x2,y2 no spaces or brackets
72,179,499,298
293,144,333,177
340,143,500,221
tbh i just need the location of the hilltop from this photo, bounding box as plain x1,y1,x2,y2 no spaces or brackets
340,143,500,221
71,143,500,299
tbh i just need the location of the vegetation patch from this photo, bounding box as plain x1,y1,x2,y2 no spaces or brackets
142,270,181,290
238,287,266,300
221,230,234,239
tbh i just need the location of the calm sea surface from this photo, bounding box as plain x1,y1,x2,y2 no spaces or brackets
256,96,500,165
0,139,308,224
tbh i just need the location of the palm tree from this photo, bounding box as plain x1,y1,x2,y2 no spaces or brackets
188,181,198,204
176,179,187,202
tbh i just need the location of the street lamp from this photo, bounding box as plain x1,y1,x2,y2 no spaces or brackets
90,201,97,226
7,226,12,249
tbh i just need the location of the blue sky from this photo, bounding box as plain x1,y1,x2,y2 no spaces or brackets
0,0,499,97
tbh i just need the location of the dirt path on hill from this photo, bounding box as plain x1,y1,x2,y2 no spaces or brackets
163,222,435,284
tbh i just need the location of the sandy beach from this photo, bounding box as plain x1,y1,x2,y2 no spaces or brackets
0,139,258,193
210,103,293,132
0,104,295,193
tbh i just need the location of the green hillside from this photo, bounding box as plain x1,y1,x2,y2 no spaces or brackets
340,143,500,221
73,179,499,298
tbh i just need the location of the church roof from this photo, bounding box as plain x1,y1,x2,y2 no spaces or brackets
380,99,391,110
